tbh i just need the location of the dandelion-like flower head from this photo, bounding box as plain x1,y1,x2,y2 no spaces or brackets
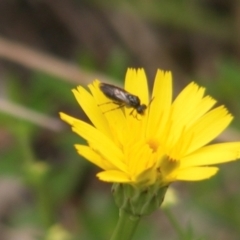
60,69,240,187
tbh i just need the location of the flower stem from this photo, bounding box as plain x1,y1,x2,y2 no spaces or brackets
164,208,184,238
110,209,140,240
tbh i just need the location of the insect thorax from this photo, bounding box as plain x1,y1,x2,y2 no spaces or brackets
126,94,140,107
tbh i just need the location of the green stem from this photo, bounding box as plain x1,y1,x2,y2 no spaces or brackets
110,209,140,240
164,208,184,238
36,183,55,228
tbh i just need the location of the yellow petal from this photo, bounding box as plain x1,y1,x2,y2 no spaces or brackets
171,83,206,127
185,95,217,127
72,86,112,138
124,69,149,128
127,140,155,177
75,145,118,170
59,112,81,125
165,83,216,149
183,106,233,154
97,170,132,183
181,142,240,168
175,167,219,181
146,70,172,139
171,83,198,114
124,68,149,105
72,120,127,172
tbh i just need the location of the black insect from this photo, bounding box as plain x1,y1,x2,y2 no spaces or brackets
99,82,147,115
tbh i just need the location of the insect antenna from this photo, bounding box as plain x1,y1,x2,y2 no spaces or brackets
147,97,155,112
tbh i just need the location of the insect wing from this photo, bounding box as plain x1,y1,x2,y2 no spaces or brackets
112,88,131,104
99,83,130,104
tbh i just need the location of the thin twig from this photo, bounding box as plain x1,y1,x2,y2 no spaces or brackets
0,98,63,132
0,36,113,85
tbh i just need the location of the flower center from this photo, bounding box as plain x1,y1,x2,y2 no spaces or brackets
147,138,159,152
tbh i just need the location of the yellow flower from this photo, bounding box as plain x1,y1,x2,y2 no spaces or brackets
60,69,240,187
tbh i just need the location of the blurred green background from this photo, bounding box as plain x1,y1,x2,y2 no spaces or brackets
0,0,240,239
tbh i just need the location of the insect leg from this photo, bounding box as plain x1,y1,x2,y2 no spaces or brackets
129,109,139,119
102,104,125,114
98,101,115,106
129,108,135,116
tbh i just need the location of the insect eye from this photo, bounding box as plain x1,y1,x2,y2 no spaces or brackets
137,105,147,113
